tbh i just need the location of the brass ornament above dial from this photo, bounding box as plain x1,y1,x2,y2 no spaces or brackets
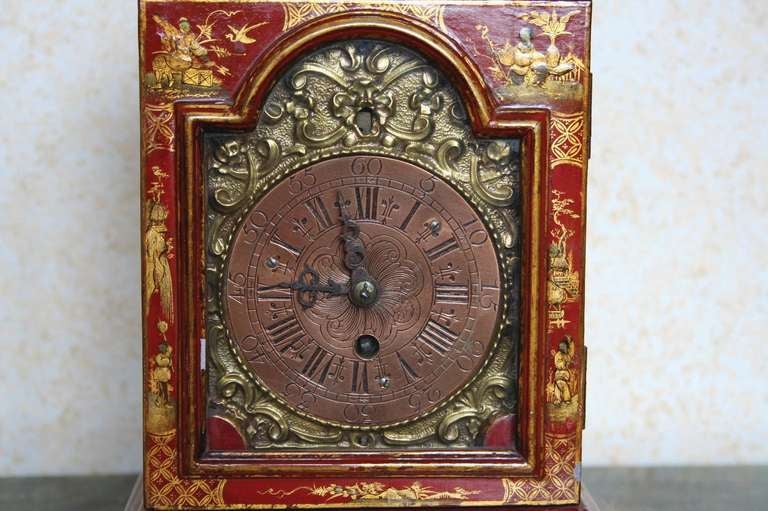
223,156,502,428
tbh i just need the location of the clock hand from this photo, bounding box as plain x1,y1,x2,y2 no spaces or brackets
267,267,349,309
337,191,366,272
335,192,381,307
277,278,348,295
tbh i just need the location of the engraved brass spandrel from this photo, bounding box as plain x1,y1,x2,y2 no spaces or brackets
204,40,522,450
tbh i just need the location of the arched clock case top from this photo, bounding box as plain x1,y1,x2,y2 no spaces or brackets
173,13,551,478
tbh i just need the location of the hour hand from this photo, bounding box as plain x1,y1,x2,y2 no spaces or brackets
274,267,349,308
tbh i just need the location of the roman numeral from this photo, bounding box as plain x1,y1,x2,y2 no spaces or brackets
265,316,303,352
301,346,332,382
227,273,246,304
256,285,291,302
396,351,420,384
304,196,332,230
425,237,459,261
435,283,469,304
228,286,245,305
239,335,268,365
315,355,336,385
399,201,420,231
418,319,458,355
270,234,301,257
350,361,369,393
355,186,379,220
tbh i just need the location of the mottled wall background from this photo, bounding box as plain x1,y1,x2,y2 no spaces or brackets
0,0,765,475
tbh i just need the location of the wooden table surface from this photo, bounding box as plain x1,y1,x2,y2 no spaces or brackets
0,467,765,511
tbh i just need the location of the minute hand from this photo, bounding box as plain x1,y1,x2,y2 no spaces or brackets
337,191,366,272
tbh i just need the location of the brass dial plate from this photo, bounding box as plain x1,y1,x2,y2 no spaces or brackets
224,156,502,428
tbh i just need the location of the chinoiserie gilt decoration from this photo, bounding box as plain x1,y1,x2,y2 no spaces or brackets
146,433,227,508
144,166,173,322
205,40,521,449
546,336,579,422
147,320,176,435
143,104,175,153
502,433,579,504
147,10,268,96
551,112,586,167
547,190,580,331
140,1,593,509
281,2,447,31
257,482,480,502
145,165,177,436
471,9,586,101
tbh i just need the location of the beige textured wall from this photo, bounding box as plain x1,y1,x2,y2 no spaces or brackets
585,0,768,465
0,0,765,475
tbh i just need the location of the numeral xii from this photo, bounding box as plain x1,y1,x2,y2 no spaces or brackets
355,186,379,220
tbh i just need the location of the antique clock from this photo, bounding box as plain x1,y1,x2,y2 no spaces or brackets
139,1,592,510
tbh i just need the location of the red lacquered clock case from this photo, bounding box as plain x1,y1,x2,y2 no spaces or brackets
140,1,592,509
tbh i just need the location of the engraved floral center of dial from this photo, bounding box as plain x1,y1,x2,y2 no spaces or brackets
223,156,502,428
294,222,431,355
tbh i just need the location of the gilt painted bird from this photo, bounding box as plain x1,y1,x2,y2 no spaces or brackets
225,22,268,45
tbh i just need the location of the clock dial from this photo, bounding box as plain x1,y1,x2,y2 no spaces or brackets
223,156,502,428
